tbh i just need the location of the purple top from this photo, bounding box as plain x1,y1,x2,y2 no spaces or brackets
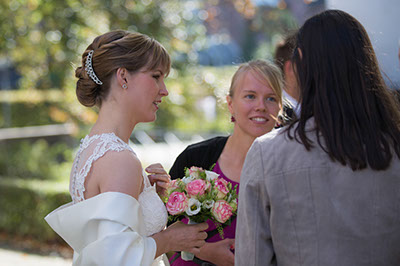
170,161,240,265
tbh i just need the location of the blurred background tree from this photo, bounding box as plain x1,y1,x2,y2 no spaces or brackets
0,0,303,132
0,0,203,89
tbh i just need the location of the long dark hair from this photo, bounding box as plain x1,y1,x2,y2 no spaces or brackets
288,9,400,171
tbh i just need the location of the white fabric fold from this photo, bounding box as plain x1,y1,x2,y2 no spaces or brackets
45,192,157,266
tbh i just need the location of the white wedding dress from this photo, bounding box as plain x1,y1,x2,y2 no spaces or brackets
45,133,169,266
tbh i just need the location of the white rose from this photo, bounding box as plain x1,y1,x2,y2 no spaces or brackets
185,198,201,216
205,170,219,181
182,176,195,184
203,199,215,209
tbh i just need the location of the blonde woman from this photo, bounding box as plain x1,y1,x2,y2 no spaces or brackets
167,60,283,266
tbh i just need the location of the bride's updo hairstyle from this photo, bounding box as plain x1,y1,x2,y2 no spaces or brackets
75,30,171,107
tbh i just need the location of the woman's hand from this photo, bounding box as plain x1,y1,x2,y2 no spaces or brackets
196,239,235,266
145,163,170,195
151,221,208,257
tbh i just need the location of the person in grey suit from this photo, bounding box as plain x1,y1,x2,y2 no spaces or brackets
236,9,400,266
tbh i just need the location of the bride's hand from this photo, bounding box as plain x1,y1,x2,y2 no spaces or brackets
166,221,208,253
145,163,170,195
196,239,235,266
151,221,208,257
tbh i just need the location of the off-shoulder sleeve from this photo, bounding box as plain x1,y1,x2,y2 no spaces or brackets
74,230,156,266
45,192,157,266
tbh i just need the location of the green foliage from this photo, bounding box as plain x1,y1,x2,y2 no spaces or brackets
0,177,70,242
157,65,236,132
0,64,235,133
0,0,206,91
252,7,298,36
0,0,296,133
0,0,299,247
0,102,62,128
249,7,298,60
0,139,74,180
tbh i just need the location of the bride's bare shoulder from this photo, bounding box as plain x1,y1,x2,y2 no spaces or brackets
91,150,144,200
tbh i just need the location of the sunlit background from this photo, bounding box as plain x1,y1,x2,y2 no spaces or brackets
0,0,399,263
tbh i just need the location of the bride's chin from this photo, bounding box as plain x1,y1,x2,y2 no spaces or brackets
145,115,157,123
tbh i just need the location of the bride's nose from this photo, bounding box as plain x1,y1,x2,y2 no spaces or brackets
160,82,168,96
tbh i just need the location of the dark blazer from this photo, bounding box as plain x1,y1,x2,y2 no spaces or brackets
169,136,229,179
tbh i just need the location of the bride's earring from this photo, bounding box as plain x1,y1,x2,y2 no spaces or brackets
122,84,127,89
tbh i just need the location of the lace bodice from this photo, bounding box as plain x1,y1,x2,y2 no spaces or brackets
70,132,168,236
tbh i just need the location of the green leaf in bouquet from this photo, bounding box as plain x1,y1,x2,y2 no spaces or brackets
199,171,207,180
178,181,186,191
209,163,216,171
210,219,225,239
168,214,185,223
184,167,190,177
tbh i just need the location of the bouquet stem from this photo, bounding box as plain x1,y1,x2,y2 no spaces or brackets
181,219,197,261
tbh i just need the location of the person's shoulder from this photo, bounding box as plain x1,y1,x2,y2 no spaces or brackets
92,150,143,199
185,136,228,152
97,149,141,170
257,127,287,145
254,126,296,163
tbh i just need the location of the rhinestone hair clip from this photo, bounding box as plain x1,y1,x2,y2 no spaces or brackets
85,50,103,85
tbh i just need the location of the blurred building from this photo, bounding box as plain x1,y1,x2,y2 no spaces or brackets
196,0,326,66
282,0,325,25
196,0,248,65
327,0,400,88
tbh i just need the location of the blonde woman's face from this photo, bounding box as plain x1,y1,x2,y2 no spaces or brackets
227,70,280,138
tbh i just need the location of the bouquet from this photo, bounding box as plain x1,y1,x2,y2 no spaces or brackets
161,166,238,261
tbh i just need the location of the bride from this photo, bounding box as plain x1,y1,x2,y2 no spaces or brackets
45,30,208,266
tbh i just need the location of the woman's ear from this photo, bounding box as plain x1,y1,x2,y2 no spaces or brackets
284,60,293,75
226,95,234,115
116,67,128,88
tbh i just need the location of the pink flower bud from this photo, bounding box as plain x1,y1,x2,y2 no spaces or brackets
214,178,229,199
211,200,233,223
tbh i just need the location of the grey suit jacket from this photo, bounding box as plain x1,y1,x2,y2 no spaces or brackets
236,124,400,266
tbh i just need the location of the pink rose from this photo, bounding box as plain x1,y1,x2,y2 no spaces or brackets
166,191,188,215
186,179,207,197
214,178,229,199
211,200,233,223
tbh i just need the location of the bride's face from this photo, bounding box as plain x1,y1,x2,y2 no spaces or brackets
227,70,280,138
125,68,168,124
